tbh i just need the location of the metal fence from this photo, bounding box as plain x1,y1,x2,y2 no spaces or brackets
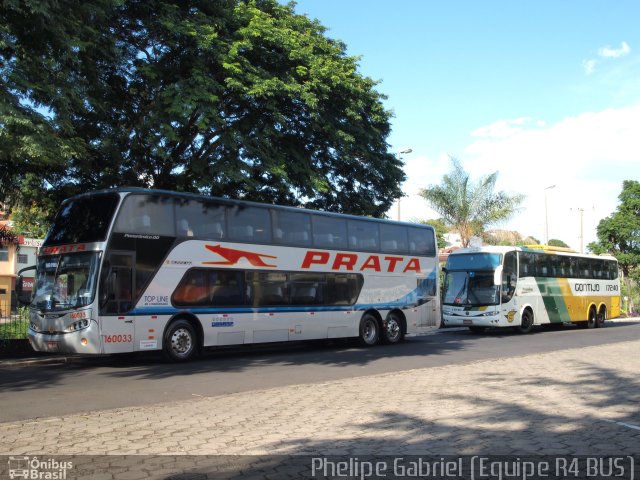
0,302,29,340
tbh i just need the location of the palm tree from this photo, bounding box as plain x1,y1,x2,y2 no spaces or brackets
419,157,524,248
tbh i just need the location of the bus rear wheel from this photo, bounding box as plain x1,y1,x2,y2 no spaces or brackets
163,319,198,362
382,312,405,344
358,313,380,346
596,307,606,328
587,308,597,329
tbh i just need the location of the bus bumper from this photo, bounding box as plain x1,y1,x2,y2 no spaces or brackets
27,322,102,355
441,307,504,328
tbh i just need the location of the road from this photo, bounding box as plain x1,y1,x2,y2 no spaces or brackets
1,321,639,423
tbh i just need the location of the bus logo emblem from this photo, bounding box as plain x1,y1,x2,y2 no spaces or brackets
203,244,278,267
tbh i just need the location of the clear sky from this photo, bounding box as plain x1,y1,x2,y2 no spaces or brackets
290,0,640,251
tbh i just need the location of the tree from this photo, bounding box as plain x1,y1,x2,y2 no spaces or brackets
588,180,640,313
1,0,403,220
419,158,525,248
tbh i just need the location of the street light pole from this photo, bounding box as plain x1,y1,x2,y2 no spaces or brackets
396,148,412,221
544,185,555,245
575,207,586,254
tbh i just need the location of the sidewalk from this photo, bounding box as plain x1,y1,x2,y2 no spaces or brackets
1,339,639,457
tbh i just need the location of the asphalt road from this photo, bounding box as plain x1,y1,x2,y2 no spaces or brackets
1,321,639,423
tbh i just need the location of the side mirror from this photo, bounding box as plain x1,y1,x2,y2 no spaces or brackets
493,265,503,286
16,265,37,306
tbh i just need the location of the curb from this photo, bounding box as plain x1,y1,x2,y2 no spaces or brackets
0,355,81,367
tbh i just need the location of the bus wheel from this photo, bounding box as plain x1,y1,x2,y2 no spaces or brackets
359,313,380,346
516,310,533,334
587,308,597,329
382,313,405,344
596,307,606,328
164,319,198,362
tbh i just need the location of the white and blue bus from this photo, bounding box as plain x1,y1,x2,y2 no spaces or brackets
19,188,440,361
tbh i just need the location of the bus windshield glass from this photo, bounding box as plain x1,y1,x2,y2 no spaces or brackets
44,193,120,245
443,271,499,306
32,252,101,312
443,253,502,306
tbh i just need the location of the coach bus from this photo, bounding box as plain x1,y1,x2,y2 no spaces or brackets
18,188,439,361
441,245,620,333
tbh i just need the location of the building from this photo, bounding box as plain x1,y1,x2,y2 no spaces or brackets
0,227,43,316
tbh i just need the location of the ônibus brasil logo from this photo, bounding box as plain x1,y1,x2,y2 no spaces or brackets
7,456,73,479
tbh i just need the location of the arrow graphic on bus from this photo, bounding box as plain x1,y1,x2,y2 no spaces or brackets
203,244,278,267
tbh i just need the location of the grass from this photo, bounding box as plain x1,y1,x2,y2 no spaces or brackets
0,309,29,340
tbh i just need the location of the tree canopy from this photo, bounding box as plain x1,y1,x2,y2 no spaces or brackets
419,158,524,248
1,0,403,221
588,180,640,312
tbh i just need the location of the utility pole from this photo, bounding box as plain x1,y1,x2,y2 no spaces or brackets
544,185,555,245
395,148,412,221
571,206,594,253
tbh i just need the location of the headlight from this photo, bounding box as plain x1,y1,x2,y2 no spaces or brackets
65,319,90,333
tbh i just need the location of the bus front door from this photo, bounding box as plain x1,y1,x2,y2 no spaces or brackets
101,252,135,353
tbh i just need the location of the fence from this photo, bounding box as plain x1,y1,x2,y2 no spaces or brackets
0,302,29,340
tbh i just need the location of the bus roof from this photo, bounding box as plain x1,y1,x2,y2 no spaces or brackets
61,187,435,231
449,245,617,261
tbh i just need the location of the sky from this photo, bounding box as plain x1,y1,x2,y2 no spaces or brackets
290,0,640,252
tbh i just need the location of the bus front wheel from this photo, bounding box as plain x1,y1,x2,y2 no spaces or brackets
516,310,533,334
359,314,380,346
163,319,198,362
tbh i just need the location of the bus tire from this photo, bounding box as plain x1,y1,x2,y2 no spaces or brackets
516,310,533,334
358,313,380,346
587,307,597,329
382,312,405,344
596,306,606,328
163,319,198,362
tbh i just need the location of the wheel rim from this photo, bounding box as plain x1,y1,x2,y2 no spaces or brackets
363,318,377,344
170,327,193,357
522,313,532,330
386,317,401,342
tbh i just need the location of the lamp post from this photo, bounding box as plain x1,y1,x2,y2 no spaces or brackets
396,148,413,221
544,185,555,245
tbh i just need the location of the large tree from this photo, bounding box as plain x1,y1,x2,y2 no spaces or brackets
419,157,524,248
1,0,403,220
588,180,640,313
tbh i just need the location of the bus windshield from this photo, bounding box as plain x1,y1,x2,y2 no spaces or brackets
32,252,101,312
443,253,502,306
443,271,499,306
44,192,120,246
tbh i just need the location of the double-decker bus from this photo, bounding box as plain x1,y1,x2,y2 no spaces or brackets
441,245,620,333
18,188,439,361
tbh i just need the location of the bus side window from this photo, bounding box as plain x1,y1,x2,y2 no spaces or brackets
114,194,175,236
272,210,311,247
408,227,435,256
228,206,271,242
348,220,380,251
312,216,347,249
380,224,408,254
